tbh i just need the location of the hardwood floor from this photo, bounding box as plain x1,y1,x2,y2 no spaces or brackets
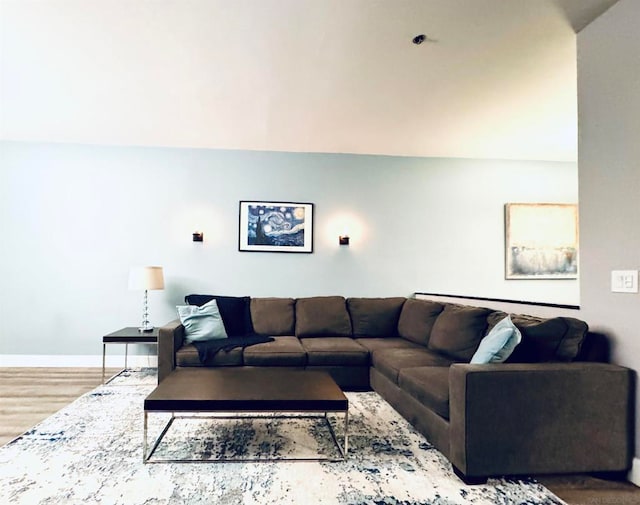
0,367,119,446
1,367,638,504
538,474,640,505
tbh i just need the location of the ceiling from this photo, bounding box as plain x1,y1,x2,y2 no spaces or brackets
0,0,619,162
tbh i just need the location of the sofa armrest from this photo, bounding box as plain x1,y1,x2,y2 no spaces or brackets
449,362,633,478
158,319,185,383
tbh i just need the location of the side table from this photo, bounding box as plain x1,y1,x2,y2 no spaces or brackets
103,327,159,383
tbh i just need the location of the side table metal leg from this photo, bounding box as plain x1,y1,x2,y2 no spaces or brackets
102,343,106,383
125,343,128,370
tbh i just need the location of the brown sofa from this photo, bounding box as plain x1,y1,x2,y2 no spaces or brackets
157,295,633,481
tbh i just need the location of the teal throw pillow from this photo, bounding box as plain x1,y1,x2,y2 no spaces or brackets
470,315,522,364
177,299,228,343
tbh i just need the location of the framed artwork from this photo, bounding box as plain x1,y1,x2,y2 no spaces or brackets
505,203,578,279
239,201,314,253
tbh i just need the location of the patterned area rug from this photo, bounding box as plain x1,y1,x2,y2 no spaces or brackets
0,369,565,504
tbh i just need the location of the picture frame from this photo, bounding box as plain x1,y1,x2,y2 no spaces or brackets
505,203,578,279
238,201,314,253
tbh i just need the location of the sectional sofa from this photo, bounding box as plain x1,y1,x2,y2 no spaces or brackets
157,295,632,481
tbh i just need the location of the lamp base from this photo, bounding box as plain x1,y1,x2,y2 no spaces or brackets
138,289,155,332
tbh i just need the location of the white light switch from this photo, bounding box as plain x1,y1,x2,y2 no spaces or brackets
611,270,639,293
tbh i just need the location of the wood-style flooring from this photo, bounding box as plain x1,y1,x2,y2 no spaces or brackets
0,367,119,446
0,367,638,505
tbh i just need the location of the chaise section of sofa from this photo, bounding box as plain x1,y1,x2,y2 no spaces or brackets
367,298,633,480
448,362,633,478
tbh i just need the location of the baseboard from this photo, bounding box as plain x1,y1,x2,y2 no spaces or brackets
629,457,640,487
0,354,158,368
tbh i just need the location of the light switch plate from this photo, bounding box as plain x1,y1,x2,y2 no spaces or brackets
611,270,639,293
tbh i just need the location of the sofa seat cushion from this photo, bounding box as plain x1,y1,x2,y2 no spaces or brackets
397,299,444,345
356,338,422,364
296,296,352,337
372,348,454,384
250,298,295,336
176,343,243,366
243,336,306,366
428,304,492,361
347,297,406,337
300,337,369,366
398,366,451,420
355,337,422,356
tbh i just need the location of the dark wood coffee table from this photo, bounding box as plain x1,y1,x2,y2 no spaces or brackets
143,368,349,463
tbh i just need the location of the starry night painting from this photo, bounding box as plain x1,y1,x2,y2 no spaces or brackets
239,201,314,253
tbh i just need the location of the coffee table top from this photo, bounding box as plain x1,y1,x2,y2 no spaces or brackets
144,368,348,412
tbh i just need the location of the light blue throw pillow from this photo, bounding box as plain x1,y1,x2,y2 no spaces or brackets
177,299,228,343
470,315,522,364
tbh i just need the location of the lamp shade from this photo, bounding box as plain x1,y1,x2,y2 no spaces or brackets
128,266,165,291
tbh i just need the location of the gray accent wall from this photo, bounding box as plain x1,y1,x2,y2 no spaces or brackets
578,0,640,457
0,142,577,355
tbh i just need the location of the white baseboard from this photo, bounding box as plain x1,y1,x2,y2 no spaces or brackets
629,457,640,487
0,354,158,368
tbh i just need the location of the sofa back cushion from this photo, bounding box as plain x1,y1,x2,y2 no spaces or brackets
250,298,295,336
557,317,589,361
397,299,444,345
428,304,492,361
347,297,406,338
295,296,352,337
184,294,253,337
509,316,567,362
487,311,588,362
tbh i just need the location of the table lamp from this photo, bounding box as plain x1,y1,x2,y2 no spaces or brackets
129,266,165,332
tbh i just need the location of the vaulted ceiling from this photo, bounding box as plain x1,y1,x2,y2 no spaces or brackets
0,0,618,162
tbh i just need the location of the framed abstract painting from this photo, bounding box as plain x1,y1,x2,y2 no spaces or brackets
239,201,314,253
505,203,578,279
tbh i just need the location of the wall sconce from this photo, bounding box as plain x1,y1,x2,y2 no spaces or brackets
339,235,350,246
192,231,204,242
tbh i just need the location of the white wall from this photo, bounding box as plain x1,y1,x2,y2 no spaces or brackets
577,0,640,472
0,141,578,358
0,0,578,161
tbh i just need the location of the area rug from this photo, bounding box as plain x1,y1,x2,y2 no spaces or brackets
0,369,565,505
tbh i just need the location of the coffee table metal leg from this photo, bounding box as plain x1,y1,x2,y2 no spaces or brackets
344,409,349,457
324,410,348,461
144,411,348,463
144,412,176,463
143,411,148,460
